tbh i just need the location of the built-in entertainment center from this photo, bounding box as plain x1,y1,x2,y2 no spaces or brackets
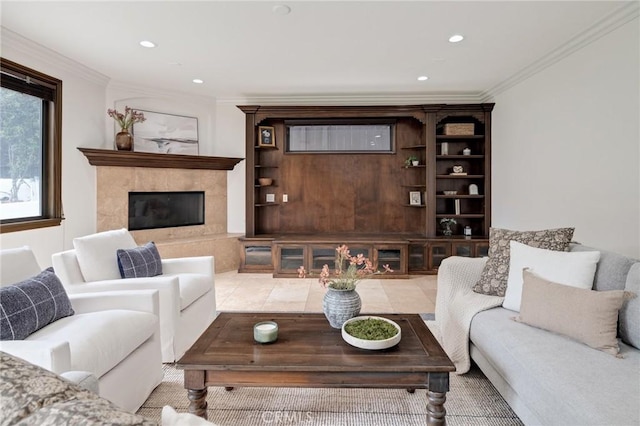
238,103,494,276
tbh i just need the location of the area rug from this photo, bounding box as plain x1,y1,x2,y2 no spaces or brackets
137,363,523,425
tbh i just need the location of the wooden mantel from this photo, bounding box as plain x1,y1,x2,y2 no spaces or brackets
78,148,244,171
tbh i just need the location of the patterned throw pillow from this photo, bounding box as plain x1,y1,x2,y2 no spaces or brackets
116,241,163,279
0,351,155,425
0,267,75,340
472,227,575,296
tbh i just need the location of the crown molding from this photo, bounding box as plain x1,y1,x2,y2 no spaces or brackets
1,27,110,86
216,91,487,106
481,1,639,101
107,80,218,105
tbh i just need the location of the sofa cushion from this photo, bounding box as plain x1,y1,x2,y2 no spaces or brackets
26,310,157,378
470,307,640,426
0,351,154,425
0,268,75,340
73,228,137,282
503,241,600,312
473,227,574,297
117,241,163,279
174,273,212,310
515,269,626,356
620,263,640,349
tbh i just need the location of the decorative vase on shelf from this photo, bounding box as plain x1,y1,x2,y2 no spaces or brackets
322,287,362,329
115,130,133,151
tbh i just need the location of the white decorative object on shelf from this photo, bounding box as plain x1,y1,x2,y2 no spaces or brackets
469,184,479,195
463,147,471,155
441,142,449,155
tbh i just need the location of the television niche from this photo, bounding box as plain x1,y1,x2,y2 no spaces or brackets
128,191,204,231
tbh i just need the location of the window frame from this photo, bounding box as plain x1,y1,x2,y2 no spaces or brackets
0,58,63,233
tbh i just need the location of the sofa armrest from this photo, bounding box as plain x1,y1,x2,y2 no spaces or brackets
69,290,159,316
51,249,86,285
62,275,180,295
0,340,71,374
435,256,488,321
162,256,214,276
438,256,487,289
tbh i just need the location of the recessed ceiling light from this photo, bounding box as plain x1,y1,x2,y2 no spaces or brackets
139,40,156,48
192,79,204,84
272,5,291,15
417,76,429,81
448,34,464,43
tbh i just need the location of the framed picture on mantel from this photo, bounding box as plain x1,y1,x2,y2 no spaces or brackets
258,126,276,147
132,110,199,155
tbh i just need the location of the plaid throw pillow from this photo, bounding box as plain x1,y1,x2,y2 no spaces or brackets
0,267,75,340
117,241,163,279
472,227,575,296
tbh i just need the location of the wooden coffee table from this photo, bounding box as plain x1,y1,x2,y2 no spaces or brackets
176,312,455,425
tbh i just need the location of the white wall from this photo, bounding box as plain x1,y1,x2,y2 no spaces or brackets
0,29,107,267
215,103,246,233
492,19,639,258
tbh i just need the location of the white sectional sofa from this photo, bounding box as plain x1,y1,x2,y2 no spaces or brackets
436,244,639,426
0,246,163,412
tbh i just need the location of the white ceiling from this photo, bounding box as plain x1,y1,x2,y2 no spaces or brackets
1,1,637,102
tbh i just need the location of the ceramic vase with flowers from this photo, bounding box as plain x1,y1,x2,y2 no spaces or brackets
107,106,146,151
298,245,393,329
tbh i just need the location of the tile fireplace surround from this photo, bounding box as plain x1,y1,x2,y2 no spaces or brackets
93,162,241,273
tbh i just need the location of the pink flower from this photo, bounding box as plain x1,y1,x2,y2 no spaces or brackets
297,266,307,278
107,106,146,131
299,244,391,290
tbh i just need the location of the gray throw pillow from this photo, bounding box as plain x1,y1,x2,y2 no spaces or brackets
0,267,75,340
472,227,575,296
116,241,163,279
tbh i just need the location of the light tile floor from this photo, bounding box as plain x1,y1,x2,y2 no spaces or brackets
215,271,438,314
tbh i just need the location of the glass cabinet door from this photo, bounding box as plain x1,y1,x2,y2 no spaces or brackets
452,242,473,257
377,249,402,272
476,242,489,257
277,246,306,273
311,247,335,271
408,243,426,271
428,242,451,271
244,245,272,266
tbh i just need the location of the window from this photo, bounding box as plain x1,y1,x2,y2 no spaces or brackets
0,58,62,233
285,119,394,153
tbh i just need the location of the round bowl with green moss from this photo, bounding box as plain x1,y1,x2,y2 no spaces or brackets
341,316,401,350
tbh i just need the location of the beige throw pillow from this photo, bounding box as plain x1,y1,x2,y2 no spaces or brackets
473,227,574,296
515,269,626,356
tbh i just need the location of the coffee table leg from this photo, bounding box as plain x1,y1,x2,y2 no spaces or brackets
426,372,449,425
187,388,208,419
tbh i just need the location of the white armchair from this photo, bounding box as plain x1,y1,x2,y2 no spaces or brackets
0,246,163,412
52,228,217,362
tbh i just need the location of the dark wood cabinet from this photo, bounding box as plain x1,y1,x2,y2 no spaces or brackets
238,104,493,275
